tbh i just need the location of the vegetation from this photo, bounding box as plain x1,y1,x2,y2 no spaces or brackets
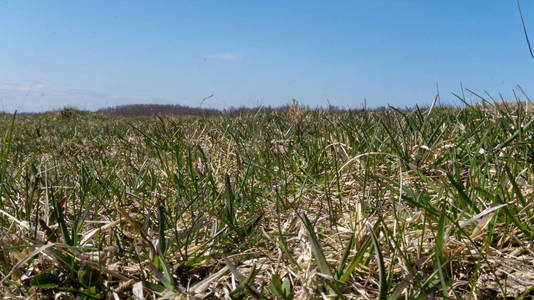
0,99,533,299
95,101,378,117
97,104,224,117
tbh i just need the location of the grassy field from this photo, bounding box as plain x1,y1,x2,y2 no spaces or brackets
0,101,533,299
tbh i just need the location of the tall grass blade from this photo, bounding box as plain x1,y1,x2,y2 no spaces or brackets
435,204,449,298
300,213,332,278
0,112,16,211
366,222,388,300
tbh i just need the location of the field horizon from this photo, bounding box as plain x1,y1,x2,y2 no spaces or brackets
2,97,531,117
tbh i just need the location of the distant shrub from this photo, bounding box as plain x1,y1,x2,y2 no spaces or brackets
57,107,87,120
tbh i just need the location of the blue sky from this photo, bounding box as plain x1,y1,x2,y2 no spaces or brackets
1,1,533,112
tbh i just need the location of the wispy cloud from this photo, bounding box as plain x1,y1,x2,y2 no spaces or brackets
0,82,146,113
0,82,46,91
205,52,239,60
0,82,226,113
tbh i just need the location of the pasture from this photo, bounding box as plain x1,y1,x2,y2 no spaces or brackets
0,102,533,299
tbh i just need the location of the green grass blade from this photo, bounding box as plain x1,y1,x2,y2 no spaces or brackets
435,204,449,298
300,213,332,277
53,197,73,246
366,222,388,300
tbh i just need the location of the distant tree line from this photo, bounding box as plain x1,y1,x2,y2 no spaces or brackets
0,103,394,116
97,104,223,116
95,103,379,117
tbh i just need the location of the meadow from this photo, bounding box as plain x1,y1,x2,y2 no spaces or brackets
0,100,533,299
